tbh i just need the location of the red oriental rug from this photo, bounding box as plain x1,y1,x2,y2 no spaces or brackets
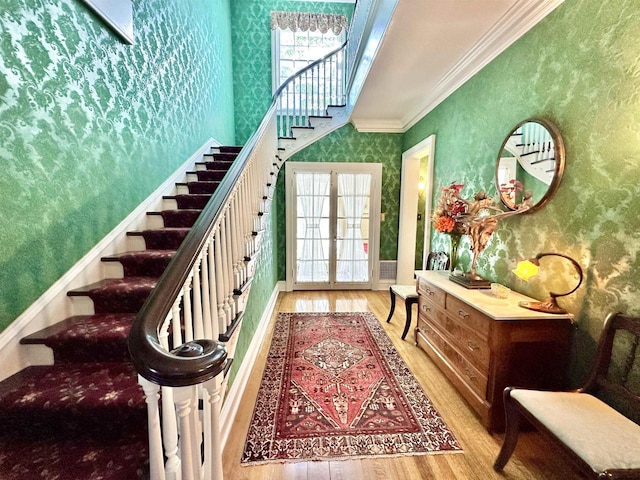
241,312,462,464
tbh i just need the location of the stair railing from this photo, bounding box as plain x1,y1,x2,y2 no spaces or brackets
127,2,384,478
128,109,279,480
276,41,347,139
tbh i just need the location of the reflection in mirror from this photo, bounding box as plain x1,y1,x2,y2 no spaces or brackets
496,118,565,213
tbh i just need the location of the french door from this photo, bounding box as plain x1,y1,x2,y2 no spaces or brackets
285,162,382,290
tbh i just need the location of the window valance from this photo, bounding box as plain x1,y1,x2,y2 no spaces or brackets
270,11,348,35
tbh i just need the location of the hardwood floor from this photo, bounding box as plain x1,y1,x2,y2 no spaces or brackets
223,290,581,480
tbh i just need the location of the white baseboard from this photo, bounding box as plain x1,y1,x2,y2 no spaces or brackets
0,138,219,381
220,282,281,450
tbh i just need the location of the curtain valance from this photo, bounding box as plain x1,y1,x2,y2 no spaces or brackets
270,11,348,35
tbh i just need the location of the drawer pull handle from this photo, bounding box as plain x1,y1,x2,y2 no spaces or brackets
464,368,477,381
467,342,479,351
425,288,435,296
458,310,470,320
422,305,430,312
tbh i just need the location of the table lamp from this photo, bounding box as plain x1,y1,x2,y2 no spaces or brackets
512,252,583,314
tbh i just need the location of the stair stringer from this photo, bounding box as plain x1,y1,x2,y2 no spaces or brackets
0,138,220,382
277,105,350,161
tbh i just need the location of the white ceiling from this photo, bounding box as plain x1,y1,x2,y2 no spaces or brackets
351,0,565,133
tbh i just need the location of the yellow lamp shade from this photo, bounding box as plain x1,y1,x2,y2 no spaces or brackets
512,259,539,281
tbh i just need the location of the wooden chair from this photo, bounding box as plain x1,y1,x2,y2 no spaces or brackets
494,312,640,479
386,252,449,340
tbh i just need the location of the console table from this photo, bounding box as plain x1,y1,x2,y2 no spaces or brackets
414,270,572,432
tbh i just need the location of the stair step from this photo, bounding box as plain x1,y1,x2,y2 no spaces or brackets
218,145,242,154
0,426,148,479
192,169,228,182
203,152,237,162
163,193,211,210
127,227,191,249
102,250,176,277
0,362,148,478
202,159,234,170
68,277,157,314
21,313,135,363
147,209,201,228
176,181,220,195
0,362,145,426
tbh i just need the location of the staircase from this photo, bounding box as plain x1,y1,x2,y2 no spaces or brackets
0,146,240,479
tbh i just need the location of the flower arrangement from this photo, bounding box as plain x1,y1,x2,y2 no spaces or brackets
432,182,468,235
433,181,526,280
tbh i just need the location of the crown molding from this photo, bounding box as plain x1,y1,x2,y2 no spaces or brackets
351,117,404,133
401,0,565,131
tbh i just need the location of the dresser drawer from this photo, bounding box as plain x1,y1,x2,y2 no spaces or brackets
428,308,490,370
445,294,490,340
418,317,488,398
418,278,446,309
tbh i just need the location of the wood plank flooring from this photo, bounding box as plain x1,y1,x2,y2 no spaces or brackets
223,290,582,480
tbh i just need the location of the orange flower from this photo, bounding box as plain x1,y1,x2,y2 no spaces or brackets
434,215,456,233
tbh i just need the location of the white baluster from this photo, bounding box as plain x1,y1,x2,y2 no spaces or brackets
192,259,204,342
229,195,241,291
213,227,226,335
162,386,181,480
139,376,167,480
218,213,232,328
207,240,219,340
201,243,213,340
171,297,182,351
174,386,198,480
202,376,224,480
224,212,236,321
183,274,194,342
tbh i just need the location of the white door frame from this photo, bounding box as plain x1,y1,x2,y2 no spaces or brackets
397,135,436,283
285,162,382,291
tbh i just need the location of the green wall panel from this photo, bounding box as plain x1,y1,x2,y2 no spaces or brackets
0,0,235,330
403,0,640,382
230,0,354,144
278,123,403,279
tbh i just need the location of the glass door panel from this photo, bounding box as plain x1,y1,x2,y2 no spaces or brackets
336,173,371,283
295,172,330,283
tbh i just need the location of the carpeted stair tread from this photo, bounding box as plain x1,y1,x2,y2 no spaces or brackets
0,426,149,480
218,145,242,154
203,160,233,170
203,152,237,162
102,250,176,277
0,363,145,426
193,169,228,182
68,277,157,314
127,227,191,249
149,209,202,228
180,180,220,194
21,314,135,363
163,193,211,210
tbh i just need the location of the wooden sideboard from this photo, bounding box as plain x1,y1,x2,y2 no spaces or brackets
414,270,573,432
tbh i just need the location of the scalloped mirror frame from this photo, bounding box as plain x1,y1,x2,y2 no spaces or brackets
495,117,565,214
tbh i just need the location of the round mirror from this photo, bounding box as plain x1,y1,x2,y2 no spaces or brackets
495,118,565,213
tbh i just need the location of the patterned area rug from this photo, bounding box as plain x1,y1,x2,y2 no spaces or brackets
241,312,462,464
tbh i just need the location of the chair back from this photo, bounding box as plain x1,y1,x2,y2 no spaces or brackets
582,312,640,424
426,252,450,271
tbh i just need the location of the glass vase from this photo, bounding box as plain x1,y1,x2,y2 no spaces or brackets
449,233,462,272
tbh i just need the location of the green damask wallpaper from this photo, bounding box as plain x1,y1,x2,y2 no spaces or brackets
404,0,640,381
0,0,235,330
279,123,403,278
230,0,354,144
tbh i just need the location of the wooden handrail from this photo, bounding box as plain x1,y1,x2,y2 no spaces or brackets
127,102,277,387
